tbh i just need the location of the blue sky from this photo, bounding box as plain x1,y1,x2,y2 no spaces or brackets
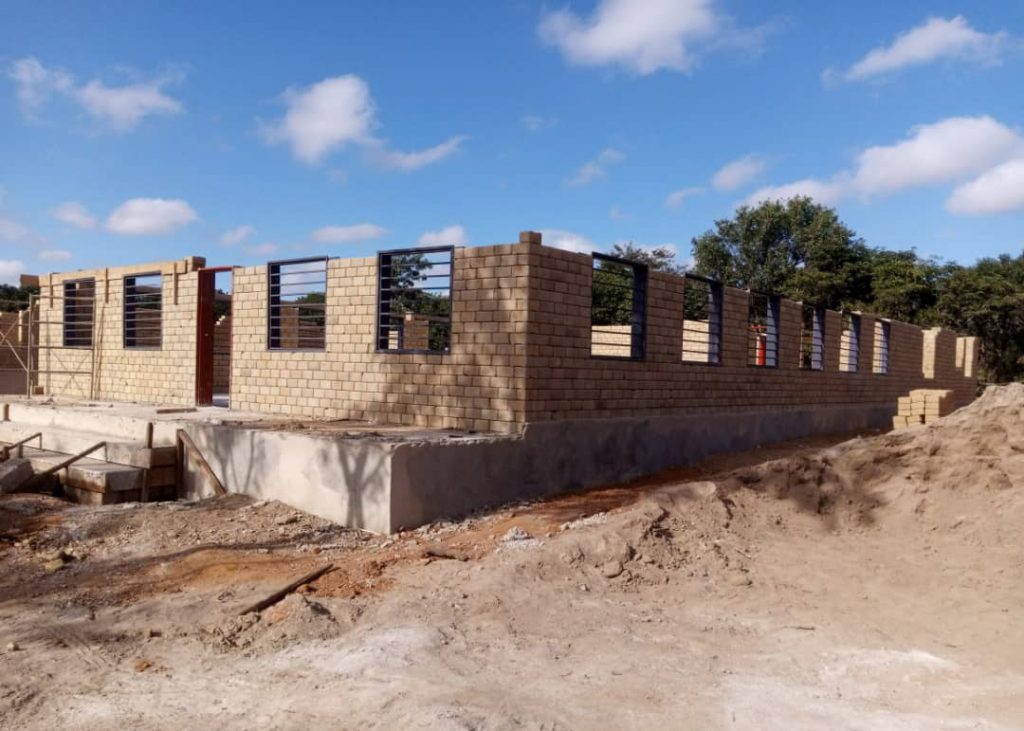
1,0,1023,283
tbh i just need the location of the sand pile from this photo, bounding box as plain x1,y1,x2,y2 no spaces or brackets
543,383,1023,593
713,382,1023,528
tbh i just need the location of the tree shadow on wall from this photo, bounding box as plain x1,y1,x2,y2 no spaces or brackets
314,438,388,532
193,424,388,533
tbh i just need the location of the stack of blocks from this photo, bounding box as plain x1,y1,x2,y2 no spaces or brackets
893,389,955,428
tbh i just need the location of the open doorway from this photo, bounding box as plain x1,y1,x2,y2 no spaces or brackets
196,267,233,407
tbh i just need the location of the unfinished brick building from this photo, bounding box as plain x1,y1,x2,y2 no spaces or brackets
0,231,979,531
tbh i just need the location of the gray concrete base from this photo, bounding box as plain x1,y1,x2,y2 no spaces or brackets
183,403,894,534
181,424,395,534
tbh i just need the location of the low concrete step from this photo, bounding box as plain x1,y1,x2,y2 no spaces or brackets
0,421,175,468
3,402,164,444
13,445,155,506
17,446,144,492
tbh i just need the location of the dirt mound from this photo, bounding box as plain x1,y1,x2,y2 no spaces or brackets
710,382,1024,530
3,386,1022,729
542,383,1023,596
554,482,752,590
210,593,353,653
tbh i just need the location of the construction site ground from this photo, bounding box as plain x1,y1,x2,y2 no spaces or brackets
1,385,1022,730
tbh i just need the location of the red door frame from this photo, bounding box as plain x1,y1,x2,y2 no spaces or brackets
196,267,234,406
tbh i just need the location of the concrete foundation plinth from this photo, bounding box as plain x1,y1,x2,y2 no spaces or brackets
182,402,894,533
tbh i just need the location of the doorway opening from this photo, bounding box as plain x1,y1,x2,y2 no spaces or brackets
196,267,233,407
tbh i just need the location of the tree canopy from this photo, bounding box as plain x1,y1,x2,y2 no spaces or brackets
691,197,873,309
608,242,683,274
685,196,1022,382
934,254,1024,382
0,283,38,312
608,196,1023,383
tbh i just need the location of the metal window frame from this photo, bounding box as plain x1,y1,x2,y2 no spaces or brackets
267,256,328,352
62,277,96,349
839,311,861,373
123,272,163,350
747,290,780,368
874,319,891,375
589,252,648,361
681,273,723,366
375,245,455,355
799,303,826,371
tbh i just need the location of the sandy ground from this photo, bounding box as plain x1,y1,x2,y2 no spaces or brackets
1,384,1022,730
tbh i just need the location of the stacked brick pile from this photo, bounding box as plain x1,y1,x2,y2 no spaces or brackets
893,389,955,428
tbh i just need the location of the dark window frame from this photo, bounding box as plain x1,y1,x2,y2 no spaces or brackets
681,273,723,366
267,256,328,352
62,277,96,348
799,303,826,371
375,246,455,355
589,252,648,361
747,291,781,368
123,272,163,350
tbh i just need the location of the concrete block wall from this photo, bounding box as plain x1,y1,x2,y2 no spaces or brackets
213,315,231,393
35,257,205,405
229,243,531,433
27,232,978,430
520,239,976,423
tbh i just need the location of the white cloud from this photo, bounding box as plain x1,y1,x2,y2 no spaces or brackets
6,57,182,131
368,136,466,171
850,116,1022,195
522,114,557,132
246,243,279,256
311,223,387,244
261,74,464,170
220,225,255,246
73,78,182,132
829,16,1010,83
540,229,595,254
0,260,26,285
745,115,1024,210
539,0,722,74
664,186,705,209
568,147,626,186
417,225,468,248
745,177,849,207
39,249,73,262
105,198,198,235
946,159,1024,215
712,154,766,191
51,201,97,229
609,205,624,220
7,57,72,116
260,75,375,164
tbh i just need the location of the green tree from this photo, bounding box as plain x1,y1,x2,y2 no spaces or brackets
591,258,638,328
0,283,39,312
691,197,872,309
386,251,452,351
608,242,683,273
865,249,950,325
935,254,1024,382
690,196,1024,382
